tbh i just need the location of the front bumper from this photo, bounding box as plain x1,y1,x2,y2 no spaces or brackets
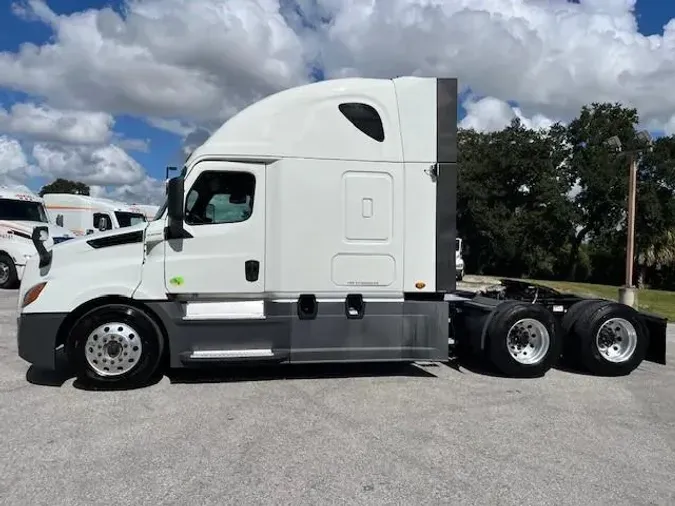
17,312,68,370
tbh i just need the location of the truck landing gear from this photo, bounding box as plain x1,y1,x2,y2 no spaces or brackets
67,304,165,389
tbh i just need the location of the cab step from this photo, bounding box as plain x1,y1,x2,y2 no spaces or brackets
179,348,289,365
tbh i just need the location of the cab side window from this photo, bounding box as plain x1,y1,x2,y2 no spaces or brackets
185,171,256,225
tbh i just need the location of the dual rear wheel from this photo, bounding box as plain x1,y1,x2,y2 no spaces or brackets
482,299,647,378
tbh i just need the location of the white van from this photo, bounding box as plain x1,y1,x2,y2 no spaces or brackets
43,194,148,236
0,187,75,289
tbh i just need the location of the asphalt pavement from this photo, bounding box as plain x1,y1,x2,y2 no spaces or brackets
1,289,674,505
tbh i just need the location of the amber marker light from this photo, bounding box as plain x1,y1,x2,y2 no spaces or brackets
22,282,47,308
415,281,426,289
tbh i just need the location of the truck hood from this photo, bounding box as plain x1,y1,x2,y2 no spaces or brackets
0,220,75,237
43,221,149,252
19,222,149,310
0,220,76,248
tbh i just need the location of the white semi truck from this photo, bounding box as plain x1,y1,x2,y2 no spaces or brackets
0,187,76,289
16,76,667,388
43,194,148,236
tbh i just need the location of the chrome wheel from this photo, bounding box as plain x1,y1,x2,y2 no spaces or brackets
595,318,637,363
507,318,550,365
84,322,143,377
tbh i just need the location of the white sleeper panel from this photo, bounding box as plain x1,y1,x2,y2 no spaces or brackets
403,162,437,292
265,158,404,295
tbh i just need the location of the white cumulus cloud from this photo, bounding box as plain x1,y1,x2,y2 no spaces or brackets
32,143,146,186
0,0,675,204
460,96,556,133
0,102,114,144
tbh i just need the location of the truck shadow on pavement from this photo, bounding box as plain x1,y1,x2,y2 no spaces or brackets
25,361,440,391
25,356,594,390
444,354,595,379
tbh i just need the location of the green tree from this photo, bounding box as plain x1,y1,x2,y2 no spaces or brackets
634,135,675,286
39,178,90,197
564,102,643,280
457,118,575,278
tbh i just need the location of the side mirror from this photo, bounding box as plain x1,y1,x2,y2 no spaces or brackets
31,226,52,269
167,177,185,238
98,216,107,231
229,193,247,205
55,215,64,227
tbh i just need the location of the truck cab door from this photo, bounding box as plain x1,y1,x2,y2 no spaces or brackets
164,161,265,296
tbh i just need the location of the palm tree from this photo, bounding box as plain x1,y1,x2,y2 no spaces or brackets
637,229,675,288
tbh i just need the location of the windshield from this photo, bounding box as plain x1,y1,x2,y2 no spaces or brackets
115,211,147,228
154,165,187,220
154,200,167,220
0,198,49,223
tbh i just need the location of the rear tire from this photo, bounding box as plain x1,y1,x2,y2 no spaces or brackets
66,304,165,389
485,302,562,378
571,301,648,376
560,298,604,366
0,253,19,289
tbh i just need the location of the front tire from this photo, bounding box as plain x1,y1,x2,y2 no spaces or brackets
67,304,165,389
0,253,19,289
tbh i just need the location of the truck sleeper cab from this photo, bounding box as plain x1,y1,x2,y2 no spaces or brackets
16,76,458,388
15,76,667,388
44,194,147,236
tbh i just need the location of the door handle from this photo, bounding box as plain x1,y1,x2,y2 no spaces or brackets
245,260,260,282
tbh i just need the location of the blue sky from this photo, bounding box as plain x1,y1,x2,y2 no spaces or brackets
1,0,675,188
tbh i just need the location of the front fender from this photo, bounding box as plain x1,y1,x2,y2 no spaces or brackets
21,240,144,314
0,241,34,266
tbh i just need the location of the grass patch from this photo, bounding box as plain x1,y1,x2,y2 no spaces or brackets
525,279,675,321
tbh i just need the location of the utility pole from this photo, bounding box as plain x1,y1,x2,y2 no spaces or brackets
605,130,651,308
624,153,637,290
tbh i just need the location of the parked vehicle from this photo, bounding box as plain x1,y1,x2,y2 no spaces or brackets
456,238,464,281
0,187,75,289
43,194,147,236
16,76,667,388
133,204,160,221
